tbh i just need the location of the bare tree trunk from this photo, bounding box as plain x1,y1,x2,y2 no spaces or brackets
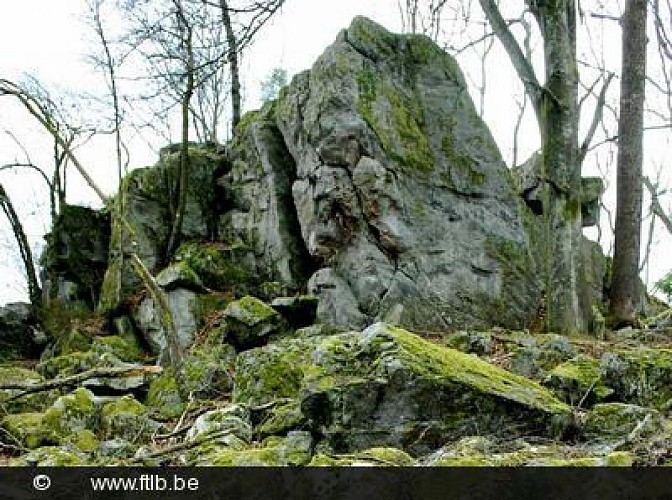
610,0,648,326
480,0,585,333
535,1,584,334
91,0,126,309
165,3,194,259
220,0,241,133
0,184,41,310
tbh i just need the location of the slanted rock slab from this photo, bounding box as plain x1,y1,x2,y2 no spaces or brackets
233,322,572,455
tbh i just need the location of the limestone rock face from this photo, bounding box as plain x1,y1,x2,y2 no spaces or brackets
264,16,541,330
219,114,314,290
135,288,197,359
98,145,226,314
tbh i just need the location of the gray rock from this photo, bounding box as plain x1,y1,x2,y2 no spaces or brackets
223,295,289,349
0,302,40,360
218,113,313,290
135,288,197,359
270,17,544,331
233,322,572,455
155,263,205,292
40,204,110,310
99,145,225,314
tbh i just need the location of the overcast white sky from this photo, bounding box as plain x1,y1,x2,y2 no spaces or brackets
0,1,670,304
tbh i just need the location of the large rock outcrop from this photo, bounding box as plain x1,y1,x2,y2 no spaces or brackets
226,17,545,331
91,16,608,350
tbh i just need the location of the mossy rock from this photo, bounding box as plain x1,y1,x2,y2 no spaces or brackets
10,446,86,466
101,396,161,443
47,326,93,357
67,429,99,453
309,447,415,466
192,431,313,466
233,322,572,455
530,451,633,467
91,335,146,363
445,331,494,356
155,262,204,291
582,403,664,445
174,242,257,293
509,334,577,379
145,370,185,419
0,366,58,413
256,401,305,437
42,388,97,438
601,348,672,410
544,354,614,406
186,404,252,443
2,388,99,450
37,350,101,379
146,344,236,419
0,412,57,449
223,295,290,349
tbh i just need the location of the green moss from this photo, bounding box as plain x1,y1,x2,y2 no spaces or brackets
349,16,397,58
197,435,312,466
101,396,157,442
0,413,57,449
257,401,305,436
583,403,662,443
174,242,255,292
545,354,613,405
308,447,414,466
602,348,672,409
356,72,433,175
37,351,101,379
355,447,415,465
11,446,84,466
92,335,145,363
230,296,278,322
235,110,261,137
232,356,303,407
0,367,56,413
386,325,571,417
68,429,99,453
406,34,437,65
42,388,97,437
145,370,185,419
441,134,485,186
51,327,93,356
536,452,633,467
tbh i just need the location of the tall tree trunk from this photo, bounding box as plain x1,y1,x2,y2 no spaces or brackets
165,8,194,259
610,0,648,325
481,0,585,333
220,0,241,134
535,1,584,334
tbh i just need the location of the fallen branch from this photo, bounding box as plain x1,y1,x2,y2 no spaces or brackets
127,429,234,464
0,364,162,401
